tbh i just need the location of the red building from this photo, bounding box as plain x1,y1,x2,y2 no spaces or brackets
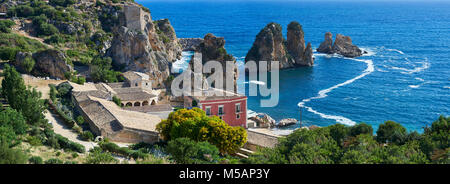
184,88,247,128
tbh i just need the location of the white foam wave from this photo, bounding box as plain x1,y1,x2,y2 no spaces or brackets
297,58,374,126
444,86,450,89
389,59,430,74
386,48,405,55
360,47,376,56
172,51,194,73
409,85,420,88
415,77,425,82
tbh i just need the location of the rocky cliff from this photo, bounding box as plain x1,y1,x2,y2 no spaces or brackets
195,33,238,93
317,32,363,58
106,3,182,88
245,22,314,71
179,38,203,51
14,49,72,79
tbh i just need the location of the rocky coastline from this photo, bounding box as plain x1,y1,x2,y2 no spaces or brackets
245,21,314,71
317,32,366,58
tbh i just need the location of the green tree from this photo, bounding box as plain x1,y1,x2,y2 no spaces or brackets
328,124,350,146
376,121,407,144
21,56,35,74
350,122,373,137
0,108,28,135
0,20,15,33
1,64,47,125
157,108,247,154
0,139,28,164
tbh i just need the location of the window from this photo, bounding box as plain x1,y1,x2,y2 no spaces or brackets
236,114,240,119
218,105,224,115
135,83,138,87
205,106,211,116
235,103,241,113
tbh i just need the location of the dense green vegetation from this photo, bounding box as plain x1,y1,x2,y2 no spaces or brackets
166,137,220,164
245,117,449,164
0,65,86,164
4,0,123,81
156,108,247,154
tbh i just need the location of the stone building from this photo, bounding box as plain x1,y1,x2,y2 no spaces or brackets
68,70,171,143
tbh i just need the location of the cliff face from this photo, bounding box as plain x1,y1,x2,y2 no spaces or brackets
317,32,363,58
14,49,72,79
179,38,203,51
287,22,314,67
106,4,182,88
197,33,238,93
245,22,313,71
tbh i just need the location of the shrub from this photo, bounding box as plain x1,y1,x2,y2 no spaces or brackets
156,108,247,154
76,116,84,125
45,158,63,164
0,46,19,61
71,152,78,158
28,156,43,164
0,140,28,164
350,123,373,137
376,121,407,144
166,138,220,164
112,96,122,107
85,147,118,164
81,131,94,141
27,136,43,146
99,141,149,160
0,20,15,33
54,134,85,153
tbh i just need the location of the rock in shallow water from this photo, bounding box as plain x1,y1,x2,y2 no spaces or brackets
317,32,363,58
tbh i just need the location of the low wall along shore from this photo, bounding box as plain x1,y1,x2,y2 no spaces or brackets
245,129,281,150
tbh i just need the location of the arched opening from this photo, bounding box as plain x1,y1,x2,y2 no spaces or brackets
151,100,156,105
142,101,149,106
134,102,141,107
126,102,132,107
121,103,124,107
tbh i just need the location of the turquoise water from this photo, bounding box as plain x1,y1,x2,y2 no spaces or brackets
139,1,450,132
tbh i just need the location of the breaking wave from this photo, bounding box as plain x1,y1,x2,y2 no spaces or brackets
297,58,374,126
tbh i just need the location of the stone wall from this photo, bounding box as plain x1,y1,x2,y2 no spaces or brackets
123,4,147,32
245,129,280,150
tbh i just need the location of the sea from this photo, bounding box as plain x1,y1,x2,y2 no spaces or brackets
138,0,450,134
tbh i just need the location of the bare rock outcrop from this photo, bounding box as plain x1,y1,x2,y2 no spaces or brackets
317,32,333,54
287,22,314,67
249,113,276,128
179,38,203,51
277,118,298,128
317,32,363,58
106,3,182,88
245,21,314,71
197,33,238,93
13,49,72,79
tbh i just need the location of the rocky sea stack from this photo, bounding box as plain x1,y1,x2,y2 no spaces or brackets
245,21,314,71
197,33,238,93
317,32,364,58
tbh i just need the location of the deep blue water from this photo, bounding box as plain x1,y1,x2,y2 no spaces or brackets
138,1,450,133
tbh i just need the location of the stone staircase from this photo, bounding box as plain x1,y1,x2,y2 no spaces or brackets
235,148,255,159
